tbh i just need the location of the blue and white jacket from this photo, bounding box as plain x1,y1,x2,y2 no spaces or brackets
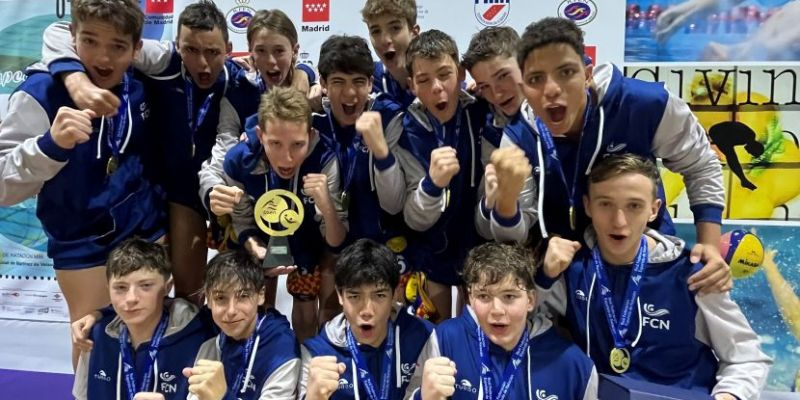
73,299,217,400
300,305,435,400
536,228,772,399
377,91,489,285
223,114,345,273
0,70,165,269
372,61,415,109
314,94,407,249
194,308,300,400
405,307,598,400
476,63,725,243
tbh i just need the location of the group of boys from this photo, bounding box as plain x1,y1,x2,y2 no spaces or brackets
0,0,774,398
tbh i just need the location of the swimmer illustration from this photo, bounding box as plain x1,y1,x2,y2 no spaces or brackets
709,121,765,190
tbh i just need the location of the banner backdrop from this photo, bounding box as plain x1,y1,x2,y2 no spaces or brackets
0,0,797,392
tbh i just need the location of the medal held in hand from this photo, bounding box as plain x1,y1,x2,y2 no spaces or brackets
254,189,304,269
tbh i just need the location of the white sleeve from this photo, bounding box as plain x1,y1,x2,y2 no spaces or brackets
134,39,176,76
0,91,67,206
694,293,772,400
404,331,441,400
72,350,90,400
198,97,241,207
373,113,407,215
259,358,301,400
534,275,569,320
297,345,313,400
651,92,725,214
582,366,599,400
229,177,256,239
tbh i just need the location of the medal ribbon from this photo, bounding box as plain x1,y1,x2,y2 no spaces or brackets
345,320,395,400
477,325,529,400
119,309,169,400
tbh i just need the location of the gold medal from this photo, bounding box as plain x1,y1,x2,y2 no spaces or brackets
386,236,408,254
254,189,304,236
569,205,576,231
106,156,118,176
609,347,631,373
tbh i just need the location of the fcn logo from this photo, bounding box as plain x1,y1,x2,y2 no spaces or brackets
474,0,510,27
145,0,173,14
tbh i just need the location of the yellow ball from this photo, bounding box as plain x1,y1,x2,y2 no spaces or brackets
720,230,765,279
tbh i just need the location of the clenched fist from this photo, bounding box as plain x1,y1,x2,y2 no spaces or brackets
489,146,531,218
543,237,581,278
50,107,97,150
303,173,333,213
421,357,457,400
307,356,346,400
356,111,388,159
209,185,244,216
429,147,460,189
183,359,227,400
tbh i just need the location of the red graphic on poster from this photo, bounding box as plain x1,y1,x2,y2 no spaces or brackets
145,0,173,14
302,0,330,22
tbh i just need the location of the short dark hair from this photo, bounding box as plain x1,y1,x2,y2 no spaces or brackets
588,154,661,199
204,250,265,294
518,17,585,70
177,0,229,43
106,238,170,281
318,35,374,81
335,239,400,291
462,26,520,71
406,29,459,76
72,0,144,43
463,242,536,291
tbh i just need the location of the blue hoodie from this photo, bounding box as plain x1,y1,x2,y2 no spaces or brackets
406,307,598,400
372,61,416,109
74,299,217,400
300,306,434,400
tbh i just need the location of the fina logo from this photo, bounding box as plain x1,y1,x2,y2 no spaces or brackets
456,379,478,394
558,0,598,26
642,303,671,330
474,0,511,27
536,389,559,400
227,0,256,35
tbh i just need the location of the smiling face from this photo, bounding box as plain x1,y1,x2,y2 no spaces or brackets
409,55,462,124
176,25,230,89
470,55,524,117
521,43,592,137
72,18,141,90
469,275,535,352
258,118,311,179
338,283,394,347
322,71,373,127
250,28,298,88
584,173,661,265
207,283,265,340
367,14,418,78
109,268,170,333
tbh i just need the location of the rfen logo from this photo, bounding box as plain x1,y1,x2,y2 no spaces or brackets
302,0,330,23
474,0,510,27
145,0,173,14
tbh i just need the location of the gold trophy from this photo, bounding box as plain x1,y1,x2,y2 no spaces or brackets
254,189,304,269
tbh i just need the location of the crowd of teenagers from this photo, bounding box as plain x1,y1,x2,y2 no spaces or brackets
0,0,774,399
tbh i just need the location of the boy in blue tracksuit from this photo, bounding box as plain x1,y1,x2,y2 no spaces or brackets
377,30,489,320
314,34,408,263
361,0,420,108
73,239,217,400
537,154,771,400
0,0,165,367
300,239,434,400
489,18,725,254
407,242,598,400
192,250,300,400
39,0,244,302
214,86,346,341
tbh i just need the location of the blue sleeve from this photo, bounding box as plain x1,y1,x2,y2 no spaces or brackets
49,59,85,76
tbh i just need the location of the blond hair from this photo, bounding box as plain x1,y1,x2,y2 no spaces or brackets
258,86,311,130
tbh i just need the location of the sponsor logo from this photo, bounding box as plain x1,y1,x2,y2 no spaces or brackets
558,0,597,26
536,389,559,400
94,369,112,382
606,142,627,152
302,0,330,22
456,379,478,393
474,0,510,27
301,25,331,32
145,0,173,14
338,378,354,390
227,0,255,35
642,303,671,330
159,371,176,383
575,289,587,302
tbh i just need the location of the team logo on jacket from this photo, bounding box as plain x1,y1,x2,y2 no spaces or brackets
575,289,587,302
642,303,671,330
558,0,597,26
93,369,112,382
401,362,416,383
159,371,178,393
456,378,478,394
227,0,255,34
474,0,510,27
536,389,559,400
